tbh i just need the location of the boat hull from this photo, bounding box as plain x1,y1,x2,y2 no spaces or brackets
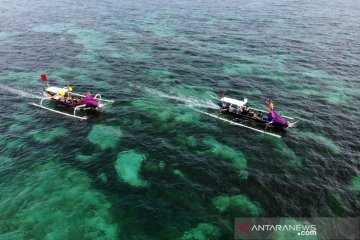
220,107,288,129
43,89,100,109
50,98,85,108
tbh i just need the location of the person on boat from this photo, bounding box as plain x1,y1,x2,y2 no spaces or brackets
52,93,64,101
264,97,290,127
73,98,80,104
266,97,274,112
248,109,255,117
264,97,274,123
237,105,242,114
248,109,262,120
242,106,249,113
66,96,73,103
220,102,229,112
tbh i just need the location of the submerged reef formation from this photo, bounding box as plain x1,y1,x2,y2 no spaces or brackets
212,194,264,217
202,137,248,179
0,161,118,239
30,126,69,144
88,125,123,150
179,223,221,240
115,150,148,187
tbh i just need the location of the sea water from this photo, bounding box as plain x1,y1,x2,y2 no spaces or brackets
0,0,359,239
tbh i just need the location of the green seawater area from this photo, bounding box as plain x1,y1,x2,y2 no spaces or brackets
0,0,359,239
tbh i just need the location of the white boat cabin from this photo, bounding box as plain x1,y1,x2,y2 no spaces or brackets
45,86,69,94
220,97,248,113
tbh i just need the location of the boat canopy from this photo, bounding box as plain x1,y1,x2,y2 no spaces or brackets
220,97,248,106
45,86,68,94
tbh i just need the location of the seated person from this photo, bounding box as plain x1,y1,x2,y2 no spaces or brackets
220,102,229,112
262,112,273,122
248,110,255,117
53,94,64,101
237,106,241,114
249,110,262,120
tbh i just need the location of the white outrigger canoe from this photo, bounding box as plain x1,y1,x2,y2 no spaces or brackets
191,94,296,138
219,97,295,127
219,96,296,138
31,75,114,120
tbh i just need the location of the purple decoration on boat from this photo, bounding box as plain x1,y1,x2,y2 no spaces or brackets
84,92,100,108
270,110,289,127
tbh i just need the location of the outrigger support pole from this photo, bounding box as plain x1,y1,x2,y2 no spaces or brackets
31,98,88,120
74,104,86,117
190,106,282,138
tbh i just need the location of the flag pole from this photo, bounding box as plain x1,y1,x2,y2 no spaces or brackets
41,74,49,87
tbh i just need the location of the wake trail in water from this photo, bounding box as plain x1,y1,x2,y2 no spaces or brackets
0,84,42,100
141,87,280,137
143,87,220,110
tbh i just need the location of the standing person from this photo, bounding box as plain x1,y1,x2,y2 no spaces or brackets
266,96,274,112
265,97,274,124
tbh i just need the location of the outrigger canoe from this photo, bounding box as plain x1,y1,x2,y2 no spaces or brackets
219,97,296,129
31,75,114,120
188,95,296,138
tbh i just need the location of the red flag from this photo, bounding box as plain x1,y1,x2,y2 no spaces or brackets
41,74,48,81
221,89,225,98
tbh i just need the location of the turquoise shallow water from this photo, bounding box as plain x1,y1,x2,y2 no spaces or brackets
0,0,360,239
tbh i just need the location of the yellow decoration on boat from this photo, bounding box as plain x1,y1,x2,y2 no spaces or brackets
68,87,73,92
60,91,65,96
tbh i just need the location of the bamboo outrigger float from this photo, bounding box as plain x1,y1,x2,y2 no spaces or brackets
31,75,114,120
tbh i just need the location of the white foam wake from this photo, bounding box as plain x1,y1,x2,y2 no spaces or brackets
143,87,220,110
0,84,42,99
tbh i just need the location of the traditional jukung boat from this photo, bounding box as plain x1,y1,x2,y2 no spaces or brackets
220,97,295,129
189,93,295,138
187,94,296,138
31,75,114,120
219,96,296,129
